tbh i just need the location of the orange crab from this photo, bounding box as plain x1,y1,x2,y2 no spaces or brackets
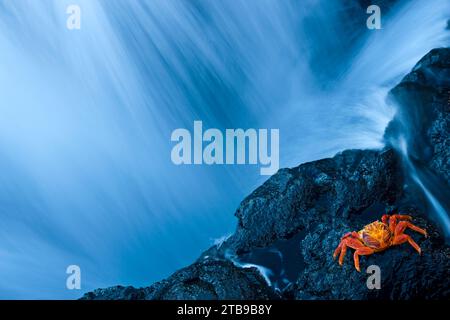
333,214,427,272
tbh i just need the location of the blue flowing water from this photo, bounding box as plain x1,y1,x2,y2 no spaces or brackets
0,0,448,298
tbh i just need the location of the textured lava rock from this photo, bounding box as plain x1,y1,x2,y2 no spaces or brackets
293,213,450,299
82,49,450,301
81,285,150,300
81,260,278,300
214,148,402,256
293,48,450,299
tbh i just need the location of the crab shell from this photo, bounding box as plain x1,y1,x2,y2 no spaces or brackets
358,221,393,252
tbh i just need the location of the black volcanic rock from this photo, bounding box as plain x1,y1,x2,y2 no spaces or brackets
81,285,150,300
81,260,278,300
82,48,450,301
211,148,402,256
293,213,450,299
293,48,450,299
385,48,450,186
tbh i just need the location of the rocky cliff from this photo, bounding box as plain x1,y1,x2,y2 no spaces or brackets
82,48,450,300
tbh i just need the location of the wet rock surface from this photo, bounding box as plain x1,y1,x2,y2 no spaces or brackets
292,214,449,299
288,48,450,300
82,48,450,300
293,48,450,300
385,48,450,186
217,148,402,255
81,260,278,300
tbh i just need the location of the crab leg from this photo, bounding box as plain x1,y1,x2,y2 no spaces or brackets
391,214,412,221
353,247,375,272
395,220,427,237
333,238,348,264
393,221,424,254
333,231,359,259
333,242,343,259
392,234,422,254
338,243,348,265
335,214,427,272
333,241,342,259
341,232,352,239
387,214,412,234
405,222,427,237
381,213,409,223
334,236,366,269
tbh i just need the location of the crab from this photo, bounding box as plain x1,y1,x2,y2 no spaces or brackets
333,214,427,272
